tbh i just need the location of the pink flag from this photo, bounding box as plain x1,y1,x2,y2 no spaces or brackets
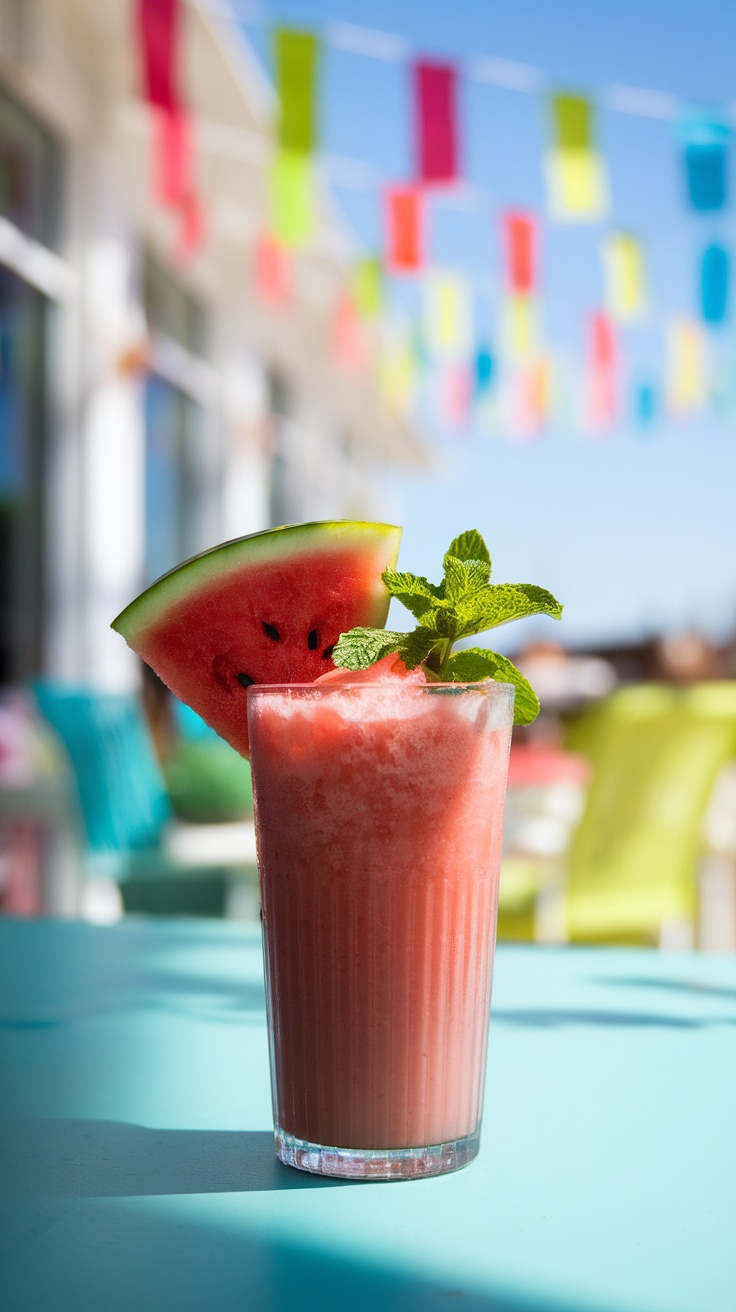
332,294,370,373
152,106,193,206
415,62,458,184
587,312,617,429
254,236,291,304
441,364,471,428
137,0,205,257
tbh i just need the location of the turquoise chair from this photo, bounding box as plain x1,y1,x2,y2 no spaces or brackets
32,685,256,917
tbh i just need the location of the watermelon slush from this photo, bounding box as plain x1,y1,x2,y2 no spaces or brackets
248,672,514,1179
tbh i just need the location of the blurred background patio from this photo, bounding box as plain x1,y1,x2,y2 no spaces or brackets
1,0,736,949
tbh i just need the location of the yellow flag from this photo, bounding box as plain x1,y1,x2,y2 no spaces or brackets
603,235,645,320
378,324,416,417
667,319,705,412
546,151,608,221
504,294,537,360
270,151,315,248
353,258,383,320
425,274,471,358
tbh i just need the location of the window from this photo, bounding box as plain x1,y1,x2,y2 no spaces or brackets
143,257,207,583
0,85,62,249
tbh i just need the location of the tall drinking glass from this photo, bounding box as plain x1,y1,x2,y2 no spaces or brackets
248,679,514,1180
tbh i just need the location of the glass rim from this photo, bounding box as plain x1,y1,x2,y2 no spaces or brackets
247,679,515,697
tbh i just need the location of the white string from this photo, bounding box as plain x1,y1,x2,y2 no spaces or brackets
221,2,736,124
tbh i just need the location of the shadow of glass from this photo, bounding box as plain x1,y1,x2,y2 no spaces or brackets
0,1120,348,1197
492,1008,736,1029
596,974,736,1003
0,1191,566,1312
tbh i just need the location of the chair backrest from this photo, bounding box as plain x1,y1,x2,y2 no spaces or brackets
565,683,736,942
32,685,171,854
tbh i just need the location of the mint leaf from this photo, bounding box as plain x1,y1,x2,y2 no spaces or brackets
396,627,441,670
443,555,491,605
446,529,491,568
332,628,404,670
444,648,540,725
381,568,443,621
334,527,562,724
456,582,563,637
332,625,441,672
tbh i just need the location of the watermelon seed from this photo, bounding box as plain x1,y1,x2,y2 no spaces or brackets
322,644,334,660
237,673,255,688
308,629,319,650
262,622,281,642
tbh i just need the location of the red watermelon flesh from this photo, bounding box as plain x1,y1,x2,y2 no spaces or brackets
111,521,401,757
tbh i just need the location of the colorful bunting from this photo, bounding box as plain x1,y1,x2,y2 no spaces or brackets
475,345,495,395
414,61,458,184
680,113,730,212
603,234,645,321
332,294,371,373
151,106,193,207
504,295,537,360
586,312,617,430
137,0,179,110
270,152,316,248
440,364,472,428
353,258,383,319
379,322,417,417
546,93,608,221
275,29,319,154
502,213,536,293
136,0,204,255
667,318,705,412
700,243,729,324
384,188,423,272
634,382,657,427
425,273,471,358
254,235,291,304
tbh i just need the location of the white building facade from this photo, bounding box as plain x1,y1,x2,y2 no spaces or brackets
0,0,424,693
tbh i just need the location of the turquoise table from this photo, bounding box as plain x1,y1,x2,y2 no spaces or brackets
1,920,734,1312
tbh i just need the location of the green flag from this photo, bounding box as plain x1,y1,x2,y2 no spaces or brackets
270,151,316,248
275,29,319,153
551,93,591,151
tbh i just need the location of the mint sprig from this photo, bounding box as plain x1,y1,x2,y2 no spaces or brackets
332,528,562,725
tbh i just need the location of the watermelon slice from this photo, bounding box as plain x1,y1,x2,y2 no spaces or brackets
111,520,401,757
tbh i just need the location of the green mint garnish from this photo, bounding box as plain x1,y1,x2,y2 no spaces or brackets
332,528,562,725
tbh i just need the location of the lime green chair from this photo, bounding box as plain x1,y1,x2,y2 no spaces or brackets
564,683,736,944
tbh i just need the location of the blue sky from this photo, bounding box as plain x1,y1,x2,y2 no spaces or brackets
235,0,736,651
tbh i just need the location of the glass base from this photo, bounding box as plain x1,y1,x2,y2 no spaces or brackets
275,1126,480,1181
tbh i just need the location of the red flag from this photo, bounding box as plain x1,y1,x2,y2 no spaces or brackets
415,62,458,183
503,213,536,294
137,0,205,258
254,236,291,304
137,0,180,110
385,188,423,273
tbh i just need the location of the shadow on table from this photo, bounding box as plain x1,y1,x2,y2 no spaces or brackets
492,1007,736,1029
0,1191,569,1312
596,974,736,1002
1,1120,347,1196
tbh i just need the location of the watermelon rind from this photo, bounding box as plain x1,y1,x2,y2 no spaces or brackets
112,520,401,642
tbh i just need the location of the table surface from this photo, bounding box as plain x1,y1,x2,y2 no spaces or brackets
0,919,734,1312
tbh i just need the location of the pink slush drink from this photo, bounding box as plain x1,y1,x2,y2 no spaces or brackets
248,664,514,1179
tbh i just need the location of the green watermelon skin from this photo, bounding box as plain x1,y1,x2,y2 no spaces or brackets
112,521,401,757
